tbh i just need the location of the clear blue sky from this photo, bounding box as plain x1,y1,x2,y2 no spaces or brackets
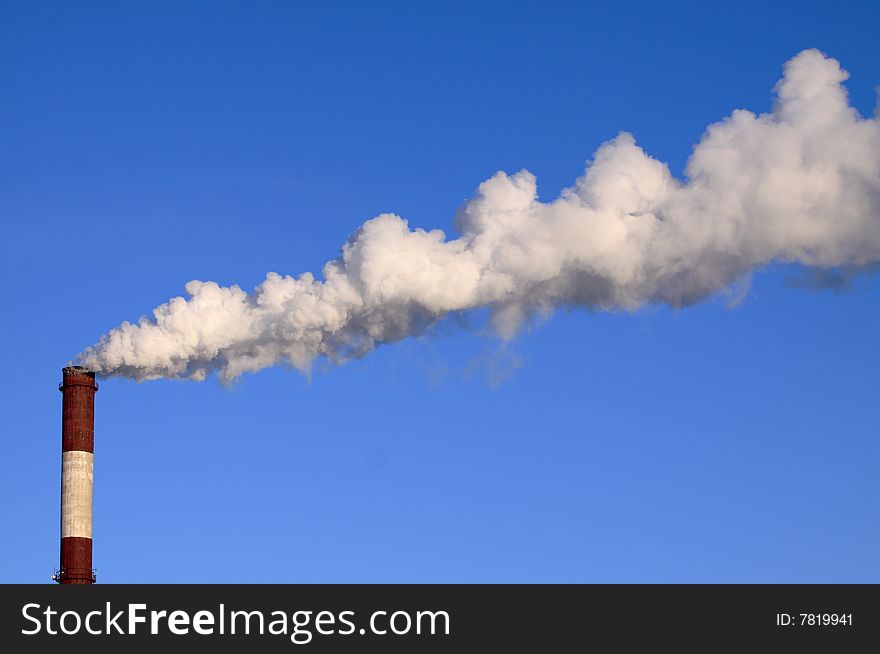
2,0,878,582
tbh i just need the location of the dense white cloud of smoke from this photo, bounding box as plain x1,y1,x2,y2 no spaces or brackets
78,49,880,382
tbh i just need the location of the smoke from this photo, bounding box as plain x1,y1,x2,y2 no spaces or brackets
78,49,880,382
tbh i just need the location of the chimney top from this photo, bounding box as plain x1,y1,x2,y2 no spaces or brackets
60,366,98,391
62,365,95,377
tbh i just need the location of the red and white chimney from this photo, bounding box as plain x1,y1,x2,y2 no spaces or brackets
54,366,97,584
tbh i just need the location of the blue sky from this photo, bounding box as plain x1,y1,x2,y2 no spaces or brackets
2,0,878,582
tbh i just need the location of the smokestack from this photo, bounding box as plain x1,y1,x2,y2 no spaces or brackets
53,366,97,584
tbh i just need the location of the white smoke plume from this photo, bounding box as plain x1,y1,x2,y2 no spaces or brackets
78,50,880,382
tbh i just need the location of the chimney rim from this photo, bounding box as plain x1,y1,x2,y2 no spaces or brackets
62,365,95,377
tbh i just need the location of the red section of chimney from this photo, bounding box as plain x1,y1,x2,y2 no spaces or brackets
58,538,94,585
61,368,95,453
55,366,97,584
